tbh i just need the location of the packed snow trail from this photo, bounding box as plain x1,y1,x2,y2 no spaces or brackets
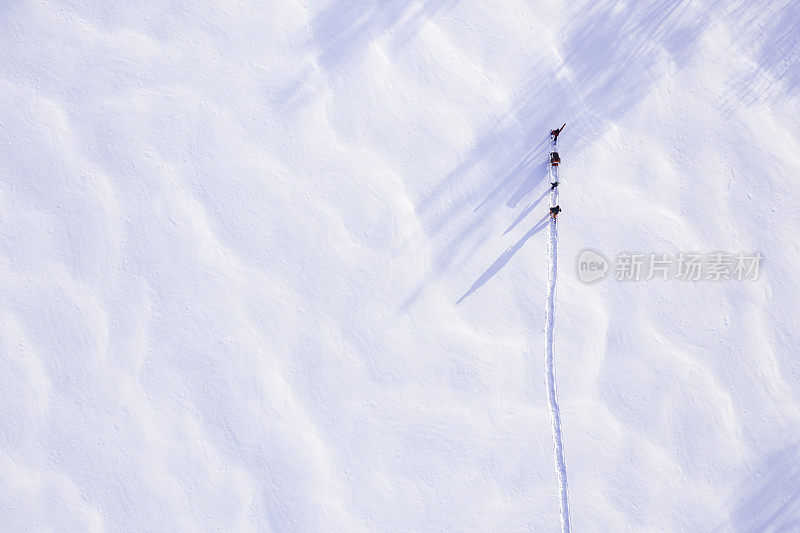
545,129,570,532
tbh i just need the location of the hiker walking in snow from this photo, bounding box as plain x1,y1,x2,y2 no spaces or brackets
550,205,562,218
550,181,559,190
550,123,566,141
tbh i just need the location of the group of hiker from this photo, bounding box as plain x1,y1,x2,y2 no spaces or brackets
549,124,565,219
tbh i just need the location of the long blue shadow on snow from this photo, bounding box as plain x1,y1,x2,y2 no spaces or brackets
457,214,550,304
404,0,718,312
716,442,800,532
275,0,451,114
720,1,800,114
504,188,550,235
472,140,549,213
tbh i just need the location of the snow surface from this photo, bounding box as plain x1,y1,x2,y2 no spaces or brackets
2,0,800,530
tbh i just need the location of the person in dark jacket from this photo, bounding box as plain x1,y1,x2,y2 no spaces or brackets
550,205,562,218
550,123,566,140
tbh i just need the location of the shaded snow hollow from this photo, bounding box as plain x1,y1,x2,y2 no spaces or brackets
2,0,800,530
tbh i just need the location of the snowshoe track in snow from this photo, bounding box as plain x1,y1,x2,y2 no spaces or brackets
545,131,570,532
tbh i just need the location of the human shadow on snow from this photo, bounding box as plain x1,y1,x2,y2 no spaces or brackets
457,214,550,304
504,187,551,236
414,0,716,307
283,0,721,309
